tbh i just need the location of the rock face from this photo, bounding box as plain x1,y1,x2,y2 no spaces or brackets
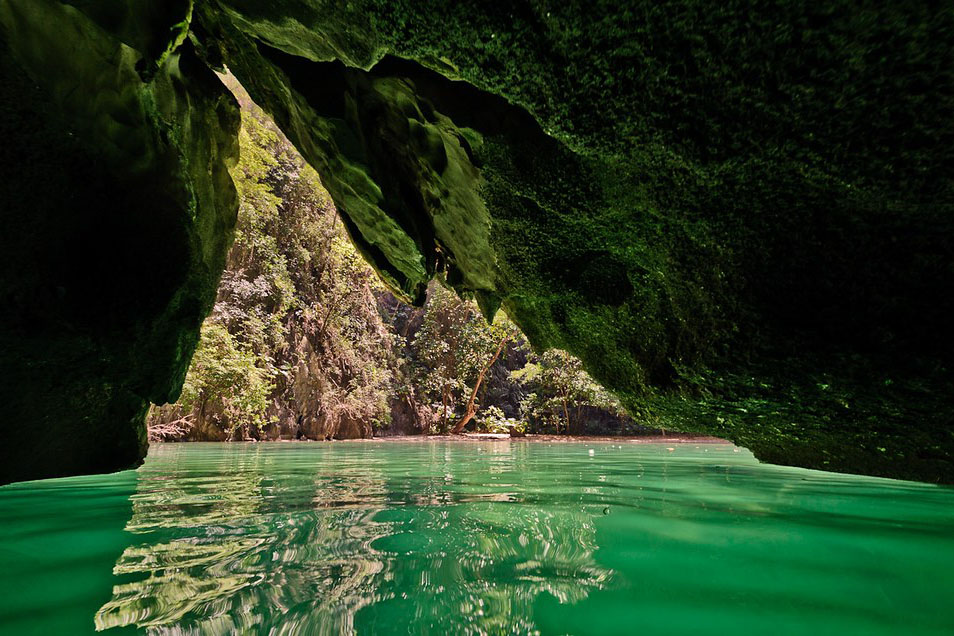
264,331,375,442
2,0,952,483
0,0,239,482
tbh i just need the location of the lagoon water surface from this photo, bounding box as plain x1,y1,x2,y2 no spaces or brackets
1,441,952,635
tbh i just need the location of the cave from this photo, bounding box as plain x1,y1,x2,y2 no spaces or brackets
1,0,952,484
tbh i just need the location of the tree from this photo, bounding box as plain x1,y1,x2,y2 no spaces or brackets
176,323,275,439
409,284,520,433
513,349,625,434
450,324,516,434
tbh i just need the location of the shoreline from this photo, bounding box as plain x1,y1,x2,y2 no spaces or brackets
363,433,730,444
160,434,731,445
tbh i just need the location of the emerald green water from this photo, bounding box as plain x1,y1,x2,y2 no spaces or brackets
1,442,953,635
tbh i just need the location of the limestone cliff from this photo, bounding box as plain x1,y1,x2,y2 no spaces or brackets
1,0,952,482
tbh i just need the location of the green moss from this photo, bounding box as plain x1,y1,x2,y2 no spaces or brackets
0,0,238,483
196,0,954,482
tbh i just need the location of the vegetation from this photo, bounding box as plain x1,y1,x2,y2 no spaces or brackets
150,78,397,441
402,285,520,434
514,351,626,435
149,82,642,441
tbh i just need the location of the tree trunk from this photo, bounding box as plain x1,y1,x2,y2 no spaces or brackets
562,393,571,434
451,334,510,434
441,383,449,432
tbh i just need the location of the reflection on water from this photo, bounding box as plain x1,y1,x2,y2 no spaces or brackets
0,470,137,635
1,440,944,634
94,443,613,634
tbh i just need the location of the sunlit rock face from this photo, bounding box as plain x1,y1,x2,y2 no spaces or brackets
0,0,239,482
1,0,952,482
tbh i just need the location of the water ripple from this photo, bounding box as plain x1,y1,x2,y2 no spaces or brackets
5,441,949,635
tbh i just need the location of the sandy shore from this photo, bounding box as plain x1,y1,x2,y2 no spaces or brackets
352,433,731,444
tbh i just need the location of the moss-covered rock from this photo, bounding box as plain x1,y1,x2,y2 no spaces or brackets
1,0,951,483
192,1,953,482
0,0,239,482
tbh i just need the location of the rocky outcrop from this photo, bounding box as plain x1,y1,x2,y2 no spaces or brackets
0,0,238,482
193,1,954,482
2,1,952,482
266,331,375,441
388,393,439,436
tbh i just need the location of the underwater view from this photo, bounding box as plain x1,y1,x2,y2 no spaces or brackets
1,441,952,635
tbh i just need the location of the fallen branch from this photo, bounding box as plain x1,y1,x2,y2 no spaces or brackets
148,414,194,441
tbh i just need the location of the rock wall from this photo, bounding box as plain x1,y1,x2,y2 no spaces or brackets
1,0,952,482
0,0,239,482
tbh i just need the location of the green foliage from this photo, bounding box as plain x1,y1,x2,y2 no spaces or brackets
514,350,626,434
409,284,520,431
179,323,274,437
474,406,524,434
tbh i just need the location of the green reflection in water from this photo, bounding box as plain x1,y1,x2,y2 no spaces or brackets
3,441,954,635
93,443,612,634
0,470,137,635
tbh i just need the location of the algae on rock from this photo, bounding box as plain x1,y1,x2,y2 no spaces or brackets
1,0,952,483
0,0,239,482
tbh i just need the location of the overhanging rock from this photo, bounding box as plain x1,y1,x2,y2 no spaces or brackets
1,0,952,483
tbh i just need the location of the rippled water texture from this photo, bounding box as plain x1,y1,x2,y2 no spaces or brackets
1,441,953,635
